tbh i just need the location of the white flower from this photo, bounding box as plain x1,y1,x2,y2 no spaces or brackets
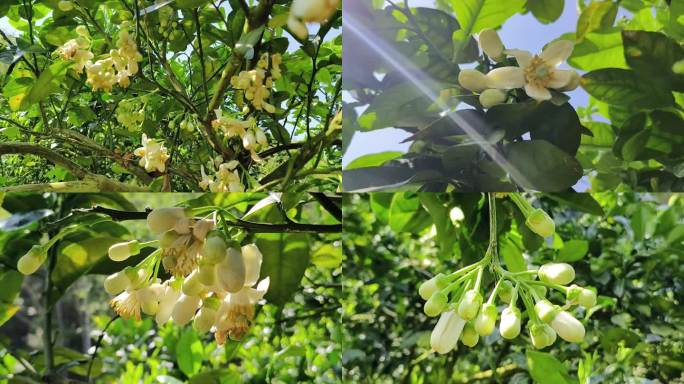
538,263,575,285
430,310,466,354
155,280,182,325
288,0,339,39
217,248,247,293
486,40,579,101
549,310,585,343
134,134,170,173
214,277,270,343
499,307,521,339
457,290,483,321
171,294,202,326
147,207,188,234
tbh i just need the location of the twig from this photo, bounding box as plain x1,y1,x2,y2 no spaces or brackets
86,315,119,382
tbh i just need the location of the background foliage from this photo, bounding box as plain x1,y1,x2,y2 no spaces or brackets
0,0,341,192
0,192,342,383
342,192,684,383
342,0,684,192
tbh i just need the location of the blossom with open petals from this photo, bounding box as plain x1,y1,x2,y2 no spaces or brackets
486,40,579,102
134,134,170,173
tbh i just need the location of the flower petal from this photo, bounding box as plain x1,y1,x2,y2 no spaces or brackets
547,69,575,89
540,40,574,67
525,83,552,102
504,49,533,68
485,67,525,90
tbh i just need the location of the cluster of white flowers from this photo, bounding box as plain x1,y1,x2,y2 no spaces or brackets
211,110,269,162
230,53,282,114
56,21,142,92
105,208,270,344
458,29,581,107
200,160,245,193
134,134,170,173
288,0,339,39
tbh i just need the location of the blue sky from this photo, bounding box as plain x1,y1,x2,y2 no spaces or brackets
343,0,594,168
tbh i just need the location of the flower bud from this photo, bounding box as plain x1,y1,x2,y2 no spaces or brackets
75,25,89,37
108,240,141,262
499,307,521,339
529,323,557,349
538,263,575,285
147,207,188,234
474,303,497,336
479,28,505,61
419,273,448,301
498,280,513,303
479,89,507,108
534,299,559,323
424,291,448,317
430,310,466,354
202,236,227,265
550,310,585,343
241,244,263,287
460,322,479,347
457,290,483,321
525,208,555,238
58,0,74,11
458,69,489,92
104,271,131,295
674,59,684,75
198,262,217,286
287,17,309,40
567,284,596,308
124,266,148,289
193,297,220,333
217,248,246,293
17,245,47,275
171,294,201,326
182,270,204,296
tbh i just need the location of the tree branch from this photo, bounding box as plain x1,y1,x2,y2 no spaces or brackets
73,206,341,233
0,142,89,178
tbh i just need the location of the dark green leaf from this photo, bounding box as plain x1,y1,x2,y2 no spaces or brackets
506,141,583,191
581,68,674,109
528,0,564,24
256,233,310,306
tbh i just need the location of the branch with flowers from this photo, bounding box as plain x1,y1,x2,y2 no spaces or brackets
0,0,341,192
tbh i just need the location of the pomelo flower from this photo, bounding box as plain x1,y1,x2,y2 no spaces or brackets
499,307,521,339
288,0,339,39
538,263,575,285
199,161,245,193
486,40,579,101
134,134,170,173
214,276,270,344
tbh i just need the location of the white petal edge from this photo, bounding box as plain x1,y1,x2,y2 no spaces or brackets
547,69,575,89
540,40,574,67
504,49,533,69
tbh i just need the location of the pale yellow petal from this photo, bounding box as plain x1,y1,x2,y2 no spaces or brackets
547,69,575,89
504,49,533,68
485,67,525,90
540,40,574,67
525,83,552,101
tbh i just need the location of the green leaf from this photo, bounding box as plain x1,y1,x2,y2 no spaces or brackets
451,0,526,38
174,0,209,8
2,77,33,111
26,60,71,106
528,0,564,24
345,152,403,170
389,193,421,232
576,1,618,40
500,235,526,272
342,166,417,192
581,68,674,109
568,29,628,71
545,193,605,216
622,30,684,92
256,233,310,306
580,122,614,147
526,350,577,384
0,268,22,327
506,141,583,192
557,239,589,262
176,329,204,377
419,194,457,253
311,244,342,269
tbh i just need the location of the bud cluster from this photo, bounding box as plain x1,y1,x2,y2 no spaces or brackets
211,110,269,162
420,194,598,355
103,207,270,345
116,98,146,132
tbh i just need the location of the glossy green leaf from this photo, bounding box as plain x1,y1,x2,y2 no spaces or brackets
622,30,684,92
581,68,674,109
568,29,628,71
345,152,403,170
557,239,589,262
528,0,564,24
576,1,618,40
256,233,310,306
506,141,583,191
177,329,204,377
311,244,342,269
526,350,577,384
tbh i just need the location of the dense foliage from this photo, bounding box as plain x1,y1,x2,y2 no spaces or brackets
342,192,683,382
0,0,341,192
0,192,342,382
343,0,684,192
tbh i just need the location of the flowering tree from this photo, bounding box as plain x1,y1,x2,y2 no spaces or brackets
0,192,342,381
342,192,684,382
0,0,341,192
343,0,684,192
